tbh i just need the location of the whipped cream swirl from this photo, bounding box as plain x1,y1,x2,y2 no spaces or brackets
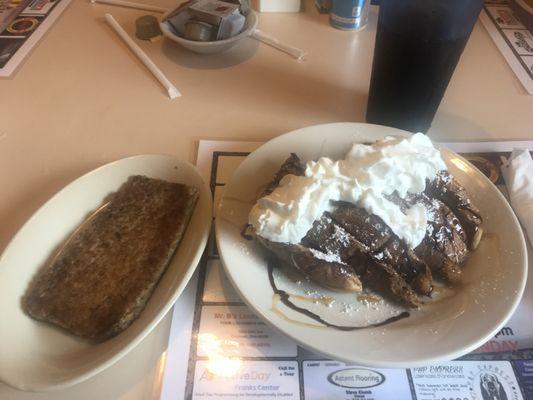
248,133,447,249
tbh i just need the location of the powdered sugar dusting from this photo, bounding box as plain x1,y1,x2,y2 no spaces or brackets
309,248,344,264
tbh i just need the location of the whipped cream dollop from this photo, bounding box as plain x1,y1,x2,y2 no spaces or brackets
249,133,447,249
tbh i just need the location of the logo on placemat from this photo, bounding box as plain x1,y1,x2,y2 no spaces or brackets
467,365,521,400
327,368,385,388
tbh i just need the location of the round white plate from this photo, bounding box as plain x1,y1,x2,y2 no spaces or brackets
0,155,212,391
215,123,528,367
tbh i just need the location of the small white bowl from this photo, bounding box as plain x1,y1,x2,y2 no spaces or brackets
160,10,258,55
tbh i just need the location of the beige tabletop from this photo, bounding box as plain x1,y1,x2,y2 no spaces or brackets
1,0,532,398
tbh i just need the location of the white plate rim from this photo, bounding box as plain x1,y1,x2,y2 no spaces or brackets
215,122,528,368
0,154,212,391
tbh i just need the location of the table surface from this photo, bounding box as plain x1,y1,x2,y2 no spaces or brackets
1,0,532,398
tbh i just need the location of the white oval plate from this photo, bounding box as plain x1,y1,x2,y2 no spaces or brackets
0,155,212,391
215,123,528,367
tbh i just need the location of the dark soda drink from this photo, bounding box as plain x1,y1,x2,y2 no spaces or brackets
366,0,483,133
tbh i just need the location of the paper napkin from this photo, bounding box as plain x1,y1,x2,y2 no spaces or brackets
501,149,533,247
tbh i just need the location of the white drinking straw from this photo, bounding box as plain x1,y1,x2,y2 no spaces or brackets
104,13,180,99
250,29,306,61
92,0,167,13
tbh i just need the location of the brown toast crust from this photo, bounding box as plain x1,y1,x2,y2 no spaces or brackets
23,175,198,341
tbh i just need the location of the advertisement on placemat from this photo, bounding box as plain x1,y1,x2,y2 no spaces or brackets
411,361,523,400
481,0,533,93
192,360,300,399
303,361,412,400
0,0,32,33
0,0,71,77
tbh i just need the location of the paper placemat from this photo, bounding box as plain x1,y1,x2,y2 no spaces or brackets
0,0,71,77
160,139,533,400
480,0,533,94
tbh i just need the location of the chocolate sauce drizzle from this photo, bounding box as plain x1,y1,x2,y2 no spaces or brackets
241,223,409,330
240,224,254,241
267,259,410,331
